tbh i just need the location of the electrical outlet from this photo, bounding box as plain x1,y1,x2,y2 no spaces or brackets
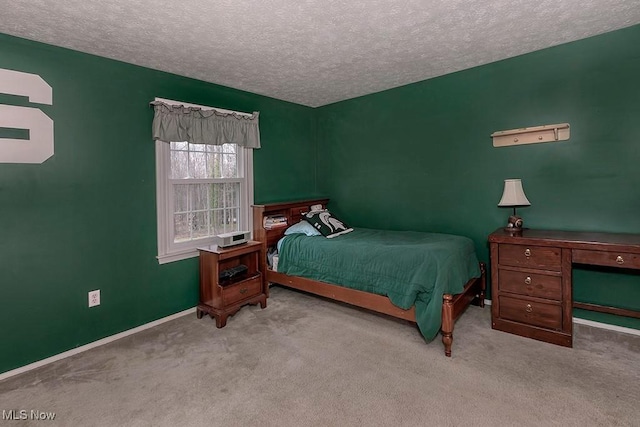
88,290,100,307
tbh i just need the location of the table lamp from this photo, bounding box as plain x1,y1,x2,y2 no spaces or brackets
498,179,531,231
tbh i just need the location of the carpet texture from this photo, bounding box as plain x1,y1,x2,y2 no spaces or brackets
1,286,638,426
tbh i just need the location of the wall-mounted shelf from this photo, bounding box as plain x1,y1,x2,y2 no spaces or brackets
491,123,570,147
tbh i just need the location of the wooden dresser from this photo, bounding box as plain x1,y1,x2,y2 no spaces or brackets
488,228,640,347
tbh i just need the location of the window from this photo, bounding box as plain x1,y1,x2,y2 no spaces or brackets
155,99,254,264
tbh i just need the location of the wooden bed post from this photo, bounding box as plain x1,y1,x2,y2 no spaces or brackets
441,294,454,357
252,204,269,297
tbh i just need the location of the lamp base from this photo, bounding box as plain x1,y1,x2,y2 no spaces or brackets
503,227,527,236
505,215,524,231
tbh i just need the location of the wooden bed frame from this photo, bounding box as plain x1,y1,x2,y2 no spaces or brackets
252,199,486,357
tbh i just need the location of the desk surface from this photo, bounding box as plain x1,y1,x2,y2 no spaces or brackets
488,228,640,253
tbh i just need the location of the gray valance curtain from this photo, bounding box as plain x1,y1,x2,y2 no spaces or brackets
150,101,260,149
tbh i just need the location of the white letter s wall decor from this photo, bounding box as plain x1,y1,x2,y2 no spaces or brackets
0,68,54,164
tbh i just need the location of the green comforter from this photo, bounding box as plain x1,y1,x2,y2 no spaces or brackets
277,228,480,341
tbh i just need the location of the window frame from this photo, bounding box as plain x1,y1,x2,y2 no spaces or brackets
154,98,254,264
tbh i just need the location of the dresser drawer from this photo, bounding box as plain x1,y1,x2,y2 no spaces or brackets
499,244,561,271
498,269,562,300
572,249,640,269
222,276,262,306
499,295,562,330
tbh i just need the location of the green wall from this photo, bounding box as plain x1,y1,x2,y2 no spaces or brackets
0,33,317,374
2,25,639,374
315,25,640,329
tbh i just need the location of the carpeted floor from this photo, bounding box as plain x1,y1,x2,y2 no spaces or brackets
1,286,639,426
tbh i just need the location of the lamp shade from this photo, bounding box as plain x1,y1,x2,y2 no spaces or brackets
498,179,531,207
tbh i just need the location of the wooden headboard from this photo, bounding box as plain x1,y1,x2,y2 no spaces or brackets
252,198,329,248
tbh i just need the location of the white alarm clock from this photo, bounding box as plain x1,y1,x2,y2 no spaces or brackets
212,231,251,248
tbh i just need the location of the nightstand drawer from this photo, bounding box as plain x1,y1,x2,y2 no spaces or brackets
499,244,561,271
222,275,262,306
498,269,562,300
573,249,640,270
499,295,562,330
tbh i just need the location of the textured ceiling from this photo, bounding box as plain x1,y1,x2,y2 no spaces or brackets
1,1,639,107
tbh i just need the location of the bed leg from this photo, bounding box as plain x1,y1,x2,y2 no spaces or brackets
442,294,453,357
479,262,487,308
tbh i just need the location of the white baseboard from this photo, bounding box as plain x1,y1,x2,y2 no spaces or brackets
0,307,195,382
483,299,640,337
572,317,640,337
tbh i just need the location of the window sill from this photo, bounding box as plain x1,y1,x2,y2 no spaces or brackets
157,249,200,264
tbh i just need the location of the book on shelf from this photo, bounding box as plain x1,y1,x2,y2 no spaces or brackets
264,222,288,230
263,214,288,229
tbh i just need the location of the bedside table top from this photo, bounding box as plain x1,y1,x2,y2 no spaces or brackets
197,240,261,254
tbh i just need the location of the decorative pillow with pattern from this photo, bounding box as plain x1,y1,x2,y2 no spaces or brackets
302,210,353,238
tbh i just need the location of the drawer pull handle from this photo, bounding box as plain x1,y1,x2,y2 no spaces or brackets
239,288,248,294
524,248,531,257
526,304,533,313
524,276,532,285
616,256,624,265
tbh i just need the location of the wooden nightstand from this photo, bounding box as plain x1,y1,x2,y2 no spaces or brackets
196,241,267,328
